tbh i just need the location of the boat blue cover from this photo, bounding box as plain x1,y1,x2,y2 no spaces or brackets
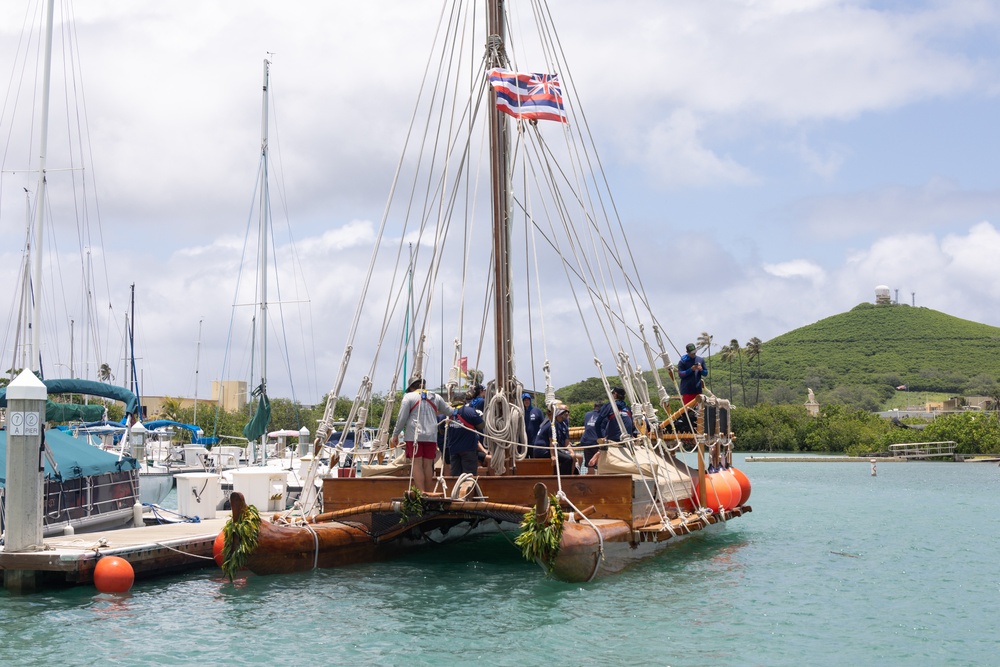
143,420,218,445
0,378,140,415
0,428,139,487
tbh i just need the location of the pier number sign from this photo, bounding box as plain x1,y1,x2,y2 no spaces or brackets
9,411,40,436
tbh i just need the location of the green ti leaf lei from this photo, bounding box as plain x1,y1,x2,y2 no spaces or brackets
514,494,565,574
222,502,261,581
399,487,425,524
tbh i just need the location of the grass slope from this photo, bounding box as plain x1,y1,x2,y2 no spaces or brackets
719,303,1000,396
558,303,1000,404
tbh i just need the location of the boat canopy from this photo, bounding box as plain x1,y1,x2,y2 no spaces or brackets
0,428,139,487
143,420,218,446
44,400,106,422
0,378,140,415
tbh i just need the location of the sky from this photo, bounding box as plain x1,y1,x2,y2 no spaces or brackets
1,0,999,406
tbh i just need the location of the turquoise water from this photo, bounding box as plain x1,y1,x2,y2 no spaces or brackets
2,455,999,666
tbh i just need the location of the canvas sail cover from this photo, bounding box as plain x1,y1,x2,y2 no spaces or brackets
0,428,139,487
0,378,140,416
596,446,693,501
44,400,106,422
242,385,272,442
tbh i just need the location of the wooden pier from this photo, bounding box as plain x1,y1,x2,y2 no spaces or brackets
0,515,228,589
746,441,963,463
888,441,959,460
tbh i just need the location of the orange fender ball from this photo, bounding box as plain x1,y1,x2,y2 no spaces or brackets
730,467,752,505
723,469,743,508
94,556,134,593
213,531,225,568
705,473,732,512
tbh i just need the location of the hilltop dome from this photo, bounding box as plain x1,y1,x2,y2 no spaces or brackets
875,285,891,305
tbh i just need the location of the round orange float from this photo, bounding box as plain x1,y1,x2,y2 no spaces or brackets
93,556,134,593
722,468,743,508
213,531,226,568
704,472,732,512
730,467,752,505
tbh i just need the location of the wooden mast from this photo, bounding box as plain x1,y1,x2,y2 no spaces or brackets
486,1,515,405
486,1,519,475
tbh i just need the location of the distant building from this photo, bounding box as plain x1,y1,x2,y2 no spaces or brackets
874,285,891,305
805,387,819,416
212,380,247,413
137,380,247,419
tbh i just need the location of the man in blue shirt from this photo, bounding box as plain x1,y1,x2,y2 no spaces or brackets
532,407,578,475
578,401,602,472
677,342,707,405
522,392,544,447
446,402,485,476
590,387,636,468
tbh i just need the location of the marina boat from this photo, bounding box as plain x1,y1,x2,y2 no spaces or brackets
0,381,142,537
223,0,751,583
217,429,327,511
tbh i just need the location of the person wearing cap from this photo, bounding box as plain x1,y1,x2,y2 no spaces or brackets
467,383,485,410
462,384,490,467
590,387,636,469
578,400,603,473
522,392,544,448
444,399,486,476
532,406,579,475
390,377,450,492
678,342,708,406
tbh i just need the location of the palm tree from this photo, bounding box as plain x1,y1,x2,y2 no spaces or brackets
720,342,736,401
728,338,746,406
745,337,762,405
697,332,713,391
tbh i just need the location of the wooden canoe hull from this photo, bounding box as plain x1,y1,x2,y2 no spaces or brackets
243,519,400,574
229,482,751,581
549,506,752,582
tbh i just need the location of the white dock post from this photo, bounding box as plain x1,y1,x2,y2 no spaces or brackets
3,370,48,593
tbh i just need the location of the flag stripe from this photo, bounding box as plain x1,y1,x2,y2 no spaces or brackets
487,67,567,123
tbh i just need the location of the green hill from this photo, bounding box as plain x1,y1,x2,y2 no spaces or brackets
748,303,1000,395
558,303,1000,410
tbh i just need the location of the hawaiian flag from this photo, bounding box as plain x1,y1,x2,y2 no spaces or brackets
487,68,568,123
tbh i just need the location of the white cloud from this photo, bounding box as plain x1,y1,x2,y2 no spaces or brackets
763,259,826,283
641,110,757,187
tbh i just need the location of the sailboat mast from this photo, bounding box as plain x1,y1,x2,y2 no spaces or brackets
194,317,203,424
255,57,271,464
30,0,56,375
486,0,515,400
258,58,270,403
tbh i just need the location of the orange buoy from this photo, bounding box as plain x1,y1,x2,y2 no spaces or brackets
730,467,752,505
93,556,134,593
704,473,732,512
722,468,743,508
213,531,226,568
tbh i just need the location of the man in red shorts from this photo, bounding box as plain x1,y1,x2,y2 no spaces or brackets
389,377,450,492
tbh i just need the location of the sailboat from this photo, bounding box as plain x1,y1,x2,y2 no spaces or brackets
222,0,751,582
212,58,327,510
0,0,143,535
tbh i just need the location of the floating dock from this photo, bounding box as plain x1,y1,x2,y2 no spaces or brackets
0,515,228,589
744,456,905,462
